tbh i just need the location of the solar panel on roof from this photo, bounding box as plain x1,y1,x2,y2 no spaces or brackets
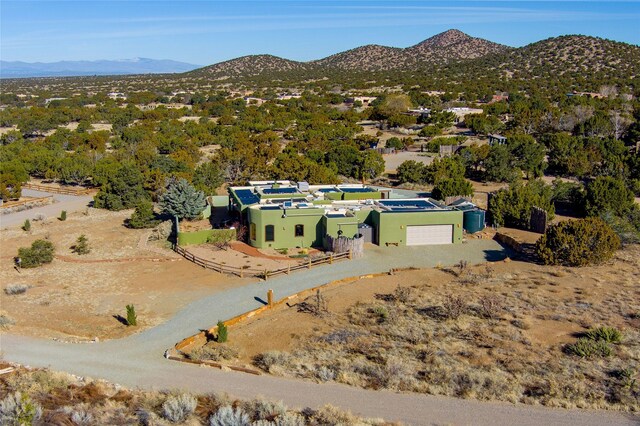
234,189,260,205
263,187,299,194
378,199,434,208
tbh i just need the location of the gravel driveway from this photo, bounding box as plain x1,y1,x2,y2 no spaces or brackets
0,189,94,229
2,240,638,425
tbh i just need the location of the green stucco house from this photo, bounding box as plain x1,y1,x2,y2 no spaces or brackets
227,181,465,250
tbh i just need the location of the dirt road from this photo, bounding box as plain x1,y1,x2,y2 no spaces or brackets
2,240,638,425
0,189,94,229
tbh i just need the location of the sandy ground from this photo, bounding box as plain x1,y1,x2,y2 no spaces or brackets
383,151,434,172
211,245,640,370
0,209,248,340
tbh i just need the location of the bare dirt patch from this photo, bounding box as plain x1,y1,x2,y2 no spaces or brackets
213,246,640,411
0,209,247,340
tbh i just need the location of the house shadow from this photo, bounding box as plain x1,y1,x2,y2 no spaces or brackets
483,249,510,262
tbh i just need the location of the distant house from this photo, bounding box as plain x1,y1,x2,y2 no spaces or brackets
407,107,431,120
277,93,302,100
107,92,126,100
347,96,377,106
444,107,484,123
489,94,509,103
488,134,507,146
243,96,266,106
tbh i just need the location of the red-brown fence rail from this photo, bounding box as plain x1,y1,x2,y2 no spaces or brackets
173,244,352,279
23,182,95,196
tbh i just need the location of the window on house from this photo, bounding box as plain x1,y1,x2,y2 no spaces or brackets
265,225,275,242
250,223,256,240
295,224,304,237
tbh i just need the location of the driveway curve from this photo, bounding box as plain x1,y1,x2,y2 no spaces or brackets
2,240,638,425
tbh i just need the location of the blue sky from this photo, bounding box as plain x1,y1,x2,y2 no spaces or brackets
2,1,639,64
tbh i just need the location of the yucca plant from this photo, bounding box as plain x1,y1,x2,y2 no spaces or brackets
585,326,622,343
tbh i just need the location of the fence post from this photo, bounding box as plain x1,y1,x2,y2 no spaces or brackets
287,264,290,274
267,289,274,307
240,270,244,278
264,269,268,280
348,249,352,260
329,253,333,264
308,257,312,269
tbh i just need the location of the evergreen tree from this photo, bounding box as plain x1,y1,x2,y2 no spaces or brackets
160,178,207,220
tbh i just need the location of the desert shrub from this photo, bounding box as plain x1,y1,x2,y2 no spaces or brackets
565,338,612,358
188,344,238,362
217,320,228,343
241,398,287,421
600,209,640,245
17,239,55,268
128,200,160,229
477,295,503,319
442,295,467,319
61,406,93,425
4,284,28,295
22,219,30,232
209,405,250,426
393,286,412,303
254,351,291,372
0,391,42,426
59,210,67,221
309,405,360,426
73,234,90,255
273,413,306,426
372,305,389,323
585,326,622,344
488,180,554,229
126,304,137,326
585,176,635,217
316,366,336,382
431,177,473,200
425,136,466,153
535,218,621,266
162,393,197,423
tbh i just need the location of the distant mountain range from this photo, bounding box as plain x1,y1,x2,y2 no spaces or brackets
2,29,639,86
193,29,509,76
0,58,201,78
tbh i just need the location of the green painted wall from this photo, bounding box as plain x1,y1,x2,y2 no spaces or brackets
341,191,381,201
209,195,229,208
200,204,212,220
249,206,325,249
323,215,359,239
372,210,463,246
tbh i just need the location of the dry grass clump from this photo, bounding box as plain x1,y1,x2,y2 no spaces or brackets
187,342,239,362
0,364,391,425
252,249,640,411
4,284,29,295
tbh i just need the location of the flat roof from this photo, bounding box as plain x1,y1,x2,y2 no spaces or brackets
339,187,377,193
377,198,451,212
262,187,300,195
234,189,259,205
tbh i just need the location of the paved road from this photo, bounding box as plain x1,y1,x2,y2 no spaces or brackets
2,240,638,425
0,189,94,229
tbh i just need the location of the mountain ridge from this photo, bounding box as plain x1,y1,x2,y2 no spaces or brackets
0,58,201,78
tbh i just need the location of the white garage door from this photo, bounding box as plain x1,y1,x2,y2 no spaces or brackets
406,225,453,246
